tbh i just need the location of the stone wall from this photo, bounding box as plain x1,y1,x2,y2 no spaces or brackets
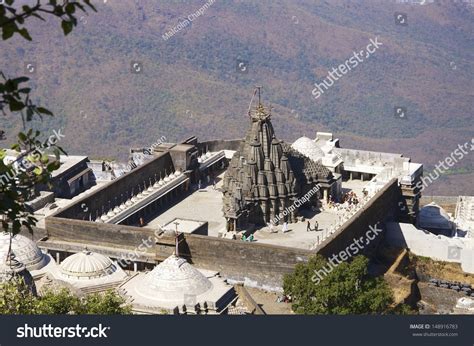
181,234,313,291
54,152,174,220
45,217,161,256
42,178,403,290
385,222,474,274
43,215,312,290
315,178,401,258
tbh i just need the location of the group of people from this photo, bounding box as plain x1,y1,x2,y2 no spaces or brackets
341,191,360,205
241,233,254,242
306,220,319,232
267,222,290,233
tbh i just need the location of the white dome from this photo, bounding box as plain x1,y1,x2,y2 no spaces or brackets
0,253,26,282
292,136,325,161
135,255,213,304
0,232,47,271
60,250,116,280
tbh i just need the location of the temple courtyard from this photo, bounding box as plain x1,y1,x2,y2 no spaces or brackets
147,172,370,249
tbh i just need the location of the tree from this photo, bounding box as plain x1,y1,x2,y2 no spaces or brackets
0,276,37,314
0,279,131,315
283,255,394,314
80,290,132,315
0,0,96,236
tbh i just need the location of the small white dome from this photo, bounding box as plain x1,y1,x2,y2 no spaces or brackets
60,250,116,280
292,136,325,161
0,232,47,271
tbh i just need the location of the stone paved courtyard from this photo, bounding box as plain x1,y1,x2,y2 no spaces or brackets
147,174,371,250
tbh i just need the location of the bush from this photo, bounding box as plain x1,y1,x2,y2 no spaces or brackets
0,279,131,315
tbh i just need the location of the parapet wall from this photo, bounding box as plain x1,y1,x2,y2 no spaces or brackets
54,152,174,220
316,178,401,258
181,234,313,290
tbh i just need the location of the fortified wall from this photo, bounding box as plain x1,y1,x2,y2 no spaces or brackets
316,178,401,258
41,179,401,290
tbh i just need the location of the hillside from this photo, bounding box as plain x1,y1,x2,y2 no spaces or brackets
1,0,473,195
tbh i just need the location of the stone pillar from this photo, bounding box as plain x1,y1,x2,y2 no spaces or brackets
133,262,138,272
323,189,328,203
350,171,353,180
56,252,60,264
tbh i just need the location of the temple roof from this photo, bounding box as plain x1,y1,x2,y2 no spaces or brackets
222,91,334,221
292,136,325,161
59,250,117,280
0,232,48,271
135,254,213,304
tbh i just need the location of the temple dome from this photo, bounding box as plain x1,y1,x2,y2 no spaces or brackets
135,255,213,304
0,253,26,282
418,202,453,231
60,250,116,280
292,136,325,161
0,232,48,271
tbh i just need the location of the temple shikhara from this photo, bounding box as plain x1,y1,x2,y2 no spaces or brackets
222,88,338,231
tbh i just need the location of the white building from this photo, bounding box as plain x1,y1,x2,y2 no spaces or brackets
120,254,236,314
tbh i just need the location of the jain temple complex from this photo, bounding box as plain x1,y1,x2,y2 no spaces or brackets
1,89,474,314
